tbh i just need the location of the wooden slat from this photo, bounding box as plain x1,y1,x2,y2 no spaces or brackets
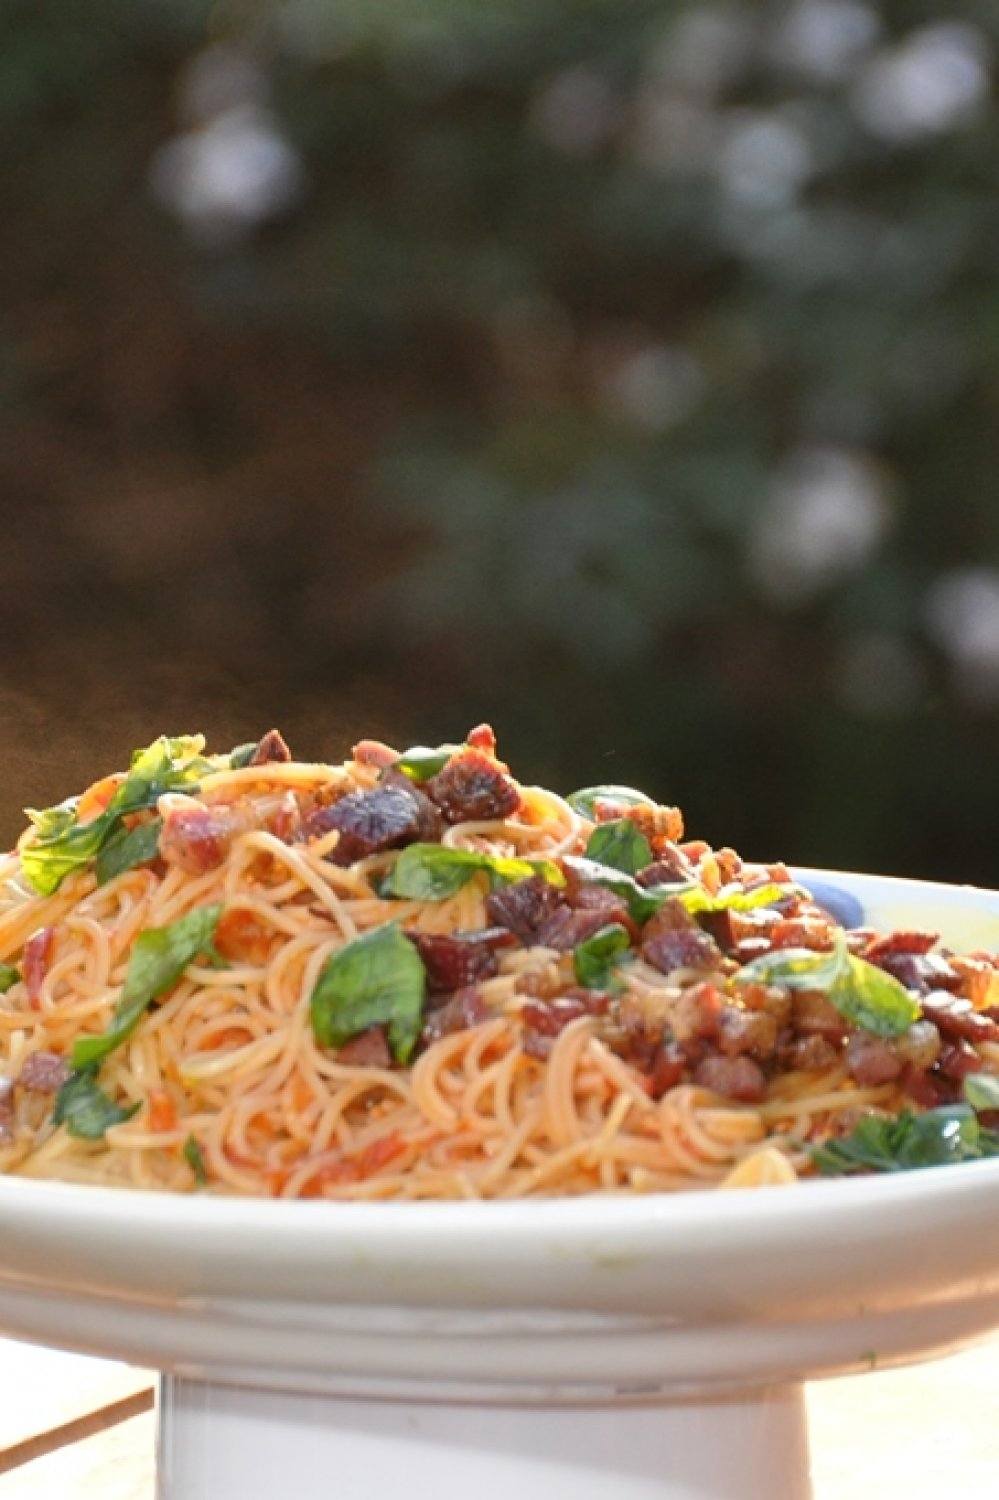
0,1411,154,1499
0,1341,152,1451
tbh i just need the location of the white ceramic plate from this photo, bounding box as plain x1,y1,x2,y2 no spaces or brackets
0,868,997,1403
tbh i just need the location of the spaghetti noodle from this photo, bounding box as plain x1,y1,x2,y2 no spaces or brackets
0,726,996,1197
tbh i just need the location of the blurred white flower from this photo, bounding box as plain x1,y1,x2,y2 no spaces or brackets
150,104,305,247
749,448,890,604
924,568,999,703
837,631,925,716
717,111,813,206
852,24,990,142
529,67,618,156
599,344,704,431
771,0,880,82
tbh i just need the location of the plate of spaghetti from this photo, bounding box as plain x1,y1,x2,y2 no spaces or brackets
2,724,999,1201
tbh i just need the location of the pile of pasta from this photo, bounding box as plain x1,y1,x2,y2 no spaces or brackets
1,727,997,1198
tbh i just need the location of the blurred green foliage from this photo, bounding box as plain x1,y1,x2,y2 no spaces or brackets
2,0,999,881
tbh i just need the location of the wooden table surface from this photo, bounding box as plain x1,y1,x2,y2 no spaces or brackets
2,1336,997,1495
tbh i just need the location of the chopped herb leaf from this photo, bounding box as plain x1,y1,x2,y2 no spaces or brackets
21,734,208,895
735,931,919,1038
811,1105,999,1175
963,1072,999,1112
53,1069,139,1140
310,924,426,1064
574,924,631,990
585,820,653,876
566,785,655,818
183,1134,208,1186
0,964,19,994
228,742,258,769
681,881,801,916
95,818,163,886
394,743,463,782
385,843,564,902
72,904,222,1070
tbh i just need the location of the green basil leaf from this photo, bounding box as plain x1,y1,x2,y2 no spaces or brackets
228,742,258,769
680,882,800,916
735,932,919,1038
95,818,163,886
566,785,655,818
385,843,564,902
963,1072,999,1113
0,964,20,994
20,804,114,896
72,904,222,1070
183,1133,208,1186
394,743,463,781
811,1105,994,1176
21,735,208,896
574,923,632,990
585,820,653,876
310,924,426,1064
109,734,208,818
53,1070,139,1141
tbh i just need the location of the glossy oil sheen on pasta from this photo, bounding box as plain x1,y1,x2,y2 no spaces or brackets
1,727,997,1198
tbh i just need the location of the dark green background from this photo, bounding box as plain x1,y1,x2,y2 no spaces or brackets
3,1,998,882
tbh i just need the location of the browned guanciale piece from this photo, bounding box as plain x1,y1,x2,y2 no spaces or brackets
308,785,427,865
863,930,939,962
693,1054,767,1103
641,900,722,975
421,987,489,1045
336,1026,392,1068
636,845,698,887
486,875,563,942
249,729,292,766
425,750,521,824
920,991,999,1045
23,926,55,1008
18,1050,71,1093
351,739,399,769
536,905,623,951
520,990,608,1059
717,1006,778,1061
844,1032,903,1086
159,804,239,874
412,928,517,992
0,1077,13,1141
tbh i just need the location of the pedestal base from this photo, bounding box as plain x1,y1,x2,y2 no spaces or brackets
157,1377,811,1500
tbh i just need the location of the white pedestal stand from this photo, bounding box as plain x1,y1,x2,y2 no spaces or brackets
157,1376,811,1500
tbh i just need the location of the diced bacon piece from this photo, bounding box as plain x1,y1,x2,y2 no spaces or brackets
921,991,999,1045
863,930,939,962
159,804,239,874
466,723,498,754
336,1026,392,1068
844,1033,903,1086
249,729,292,766
425,750,521,824
351,739,399,769
421,987,490,1046
18,1050,70,1093
693,1054,767,1103
306,785,424,865
412,928,516,991
23,927,55,1009
486,876,563,943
